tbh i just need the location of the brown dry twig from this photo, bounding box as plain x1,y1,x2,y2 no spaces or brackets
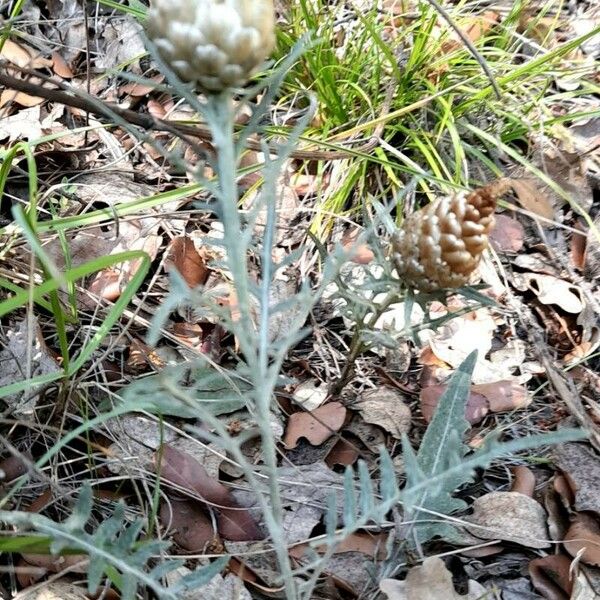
0,62,387,161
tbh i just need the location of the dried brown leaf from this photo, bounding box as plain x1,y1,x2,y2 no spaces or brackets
156,445,230,506
472,380,529,412
380,557,487,599
420,384,488,425
510,465,536,497
325,438,359,468
156,445,262,541
166,236,209,288
0,39,52,69
510,178,555,219
564,513,600,566
353,388,411,439
283,402,347,449
159,497,217,551
555,443,600,515
488,213,524,252
466,491,551,548
529,554,573,600
218,507,263,542
51,52,74,78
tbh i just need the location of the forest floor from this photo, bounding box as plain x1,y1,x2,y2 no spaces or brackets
0,1,600,599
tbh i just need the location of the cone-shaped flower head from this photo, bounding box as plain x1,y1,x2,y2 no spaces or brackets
146,0,276,91
391,179,511,292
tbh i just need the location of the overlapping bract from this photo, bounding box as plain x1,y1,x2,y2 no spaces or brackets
391,179,511,291
146,0,276,91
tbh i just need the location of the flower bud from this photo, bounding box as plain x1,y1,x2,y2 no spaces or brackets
146,0,276,91
391,179,511,292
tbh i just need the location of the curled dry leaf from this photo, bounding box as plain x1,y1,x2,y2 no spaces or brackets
353,387,411,439
518,273,584,314
379,557,487,600
218,507,265,542
325,438,360,468
0,39,52,69
283,402,347,449
529,554,573,600
465,491,551,549
474,380,529,412
156,444,231,505
155,445,262,542
544,476,571,542
166,236,209,288
511,465,536,497
564,513,600,566
51,51,74,78
421,384,488,425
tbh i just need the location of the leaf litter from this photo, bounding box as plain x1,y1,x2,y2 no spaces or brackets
1,0,600,598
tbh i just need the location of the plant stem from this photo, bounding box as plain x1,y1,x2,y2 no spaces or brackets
330,290,401,396
207,92,297,600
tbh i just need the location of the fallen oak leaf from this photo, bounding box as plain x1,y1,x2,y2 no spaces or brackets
1,39,52,69
218,507,265,542
523,273,584,314
325,438,359,468
156,445,230,505
283,402,347,449
472,380,529,412
509,177,555,219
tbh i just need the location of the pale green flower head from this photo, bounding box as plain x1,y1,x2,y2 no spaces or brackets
146,0,276,92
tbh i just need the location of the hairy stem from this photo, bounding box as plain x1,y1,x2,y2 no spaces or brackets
207,93,297,600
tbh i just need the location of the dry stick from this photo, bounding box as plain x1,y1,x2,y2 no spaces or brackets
0,64,384,161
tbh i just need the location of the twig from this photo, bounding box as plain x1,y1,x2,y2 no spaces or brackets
0,63,382,161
